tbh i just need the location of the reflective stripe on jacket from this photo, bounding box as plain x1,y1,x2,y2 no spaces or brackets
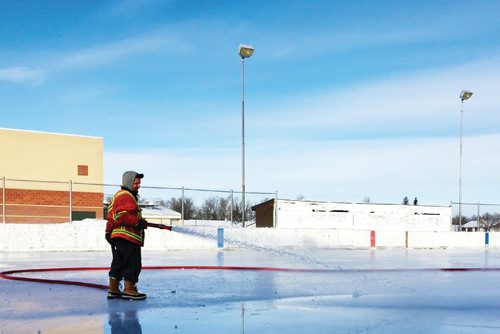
106,189,144,246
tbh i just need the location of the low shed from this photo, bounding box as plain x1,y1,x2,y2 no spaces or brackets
252,199,452,232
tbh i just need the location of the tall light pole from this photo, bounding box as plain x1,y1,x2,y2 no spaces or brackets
238,44,254,228
459,89,473,231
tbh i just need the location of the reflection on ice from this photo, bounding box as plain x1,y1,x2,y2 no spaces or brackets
1,249,500,333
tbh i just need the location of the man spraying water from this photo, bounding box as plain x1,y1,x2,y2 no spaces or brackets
105,171,172,300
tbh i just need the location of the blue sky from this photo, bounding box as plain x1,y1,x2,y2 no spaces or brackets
1,0,500,207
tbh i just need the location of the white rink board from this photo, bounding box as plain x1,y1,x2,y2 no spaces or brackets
0,221,496,251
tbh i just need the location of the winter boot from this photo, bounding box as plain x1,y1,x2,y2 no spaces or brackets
107,277,122,299
122,280,147,300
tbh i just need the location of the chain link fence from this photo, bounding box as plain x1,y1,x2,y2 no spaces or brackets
9,176,499,231
451,201,500,231
1,177,277,226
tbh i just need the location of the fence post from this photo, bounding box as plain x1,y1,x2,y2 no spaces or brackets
2,176,5,224
69,180,73,223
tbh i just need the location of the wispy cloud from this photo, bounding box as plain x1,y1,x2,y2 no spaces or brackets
249,56,500,138
104,132,500,206
101,0,167,17
0,26,193,85
258,3,497,61
0,66,45,84
54,28,190,70
263,28,436,60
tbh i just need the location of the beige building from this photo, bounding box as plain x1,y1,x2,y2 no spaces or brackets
0,128,103,223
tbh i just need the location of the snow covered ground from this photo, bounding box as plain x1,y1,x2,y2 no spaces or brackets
2,248,500,333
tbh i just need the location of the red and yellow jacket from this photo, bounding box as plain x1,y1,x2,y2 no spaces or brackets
105,188,145,246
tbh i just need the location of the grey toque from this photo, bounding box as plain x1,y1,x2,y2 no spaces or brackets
122,171,144,191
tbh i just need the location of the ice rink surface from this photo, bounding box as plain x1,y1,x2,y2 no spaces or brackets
2,248,500,334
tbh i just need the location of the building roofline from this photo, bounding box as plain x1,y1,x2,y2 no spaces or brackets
279,198,451,207
0,127,102,140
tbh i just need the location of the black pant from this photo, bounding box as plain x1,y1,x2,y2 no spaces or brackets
109,310,142,334
109,238,142,283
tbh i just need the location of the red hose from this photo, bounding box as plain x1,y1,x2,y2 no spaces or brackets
1,266,499,291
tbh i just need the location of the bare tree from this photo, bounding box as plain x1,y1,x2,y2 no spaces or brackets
232,197,255,223
198,197,218,220
166,197,197,220
198,196,231,220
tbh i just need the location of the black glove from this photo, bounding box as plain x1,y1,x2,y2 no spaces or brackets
136,219,148,230
105,233,112,245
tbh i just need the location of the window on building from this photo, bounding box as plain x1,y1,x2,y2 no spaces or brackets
78,165,89,176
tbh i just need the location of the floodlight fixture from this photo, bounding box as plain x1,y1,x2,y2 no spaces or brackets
238,44,254,59
460,90,473,101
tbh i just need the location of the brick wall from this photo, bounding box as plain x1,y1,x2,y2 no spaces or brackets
0,188,103,224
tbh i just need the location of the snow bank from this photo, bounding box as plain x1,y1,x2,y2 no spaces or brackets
0,220,496,251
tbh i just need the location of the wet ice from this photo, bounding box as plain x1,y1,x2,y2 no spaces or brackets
2,249,500,333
